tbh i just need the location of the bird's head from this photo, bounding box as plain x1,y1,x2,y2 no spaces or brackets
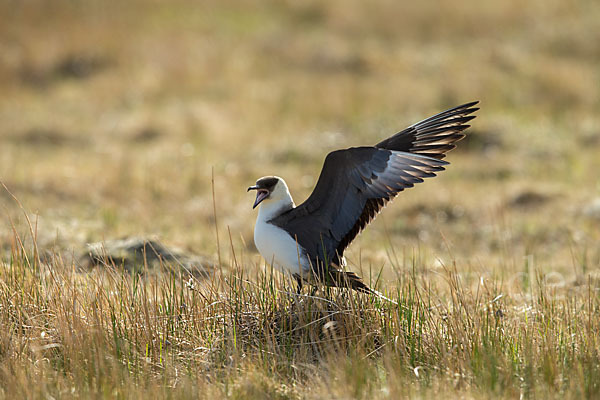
247,176,291,209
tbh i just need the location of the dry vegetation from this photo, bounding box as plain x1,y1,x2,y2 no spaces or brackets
1,0,599,398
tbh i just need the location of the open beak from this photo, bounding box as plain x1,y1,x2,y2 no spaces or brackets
247,186,269,209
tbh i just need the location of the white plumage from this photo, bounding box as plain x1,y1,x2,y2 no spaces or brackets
252,178,311,278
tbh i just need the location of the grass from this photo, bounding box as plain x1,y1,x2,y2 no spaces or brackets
1,0,600,398
1,223,598,399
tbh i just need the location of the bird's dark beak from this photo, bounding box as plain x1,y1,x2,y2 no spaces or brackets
248,186,269,209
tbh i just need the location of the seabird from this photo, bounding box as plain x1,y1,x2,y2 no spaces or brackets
248,101,479,298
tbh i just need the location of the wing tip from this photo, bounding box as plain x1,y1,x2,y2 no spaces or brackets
461,100,480,109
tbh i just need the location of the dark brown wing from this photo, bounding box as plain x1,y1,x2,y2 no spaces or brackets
376,101,479,159
334,101,479,255
271,102,478,270
271,148,447,266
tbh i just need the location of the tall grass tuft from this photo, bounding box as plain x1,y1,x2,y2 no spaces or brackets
0,223,598,399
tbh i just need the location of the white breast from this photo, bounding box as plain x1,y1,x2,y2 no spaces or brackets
254,218,309,276
254,206,310,275
251,178,311,277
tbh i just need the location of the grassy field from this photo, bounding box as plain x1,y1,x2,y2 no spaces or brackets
1,0,599,398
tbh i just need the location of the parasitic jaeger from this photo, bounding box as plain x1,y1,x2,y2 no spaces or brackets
248,101,478,299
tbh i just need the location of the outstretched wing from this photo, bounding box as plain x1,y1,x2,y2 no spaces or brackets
336,101,479,251
271,148,447,266
376,101,479,159
271,102,478,269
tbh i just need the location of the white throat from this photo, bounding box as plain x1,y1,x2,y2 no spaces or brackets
256,179,295,221
253,181,309,276
257,197,294,222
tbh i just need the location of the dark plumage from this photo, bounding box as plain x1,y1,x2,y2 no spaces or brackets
250,101,479,297
376,101,479,158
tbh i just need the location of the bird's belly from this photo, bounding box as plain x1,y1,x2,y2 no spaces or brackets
254,221,308,276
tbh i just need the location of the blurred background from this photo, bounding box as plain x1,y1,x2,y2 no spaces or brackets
1,0,599,284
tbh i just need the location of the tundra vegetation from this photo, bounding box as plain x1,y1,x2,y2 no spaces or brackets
1,0,599,398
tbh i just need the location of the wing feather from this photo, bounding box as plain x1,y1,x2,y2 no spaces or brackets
270,102,478,273
376,101,479,159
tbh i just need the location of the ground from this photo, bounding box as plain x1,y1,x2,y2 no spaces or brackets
0,0,599,398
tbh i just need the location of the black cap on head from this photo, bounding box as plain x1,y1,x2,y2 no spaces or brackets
255,176,279,191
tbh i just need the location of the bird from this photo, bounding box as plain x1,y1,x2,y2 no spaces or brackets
248,101,479,300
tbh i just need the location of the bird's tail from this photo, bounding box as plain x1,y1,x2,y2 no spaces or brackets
327,270,398,305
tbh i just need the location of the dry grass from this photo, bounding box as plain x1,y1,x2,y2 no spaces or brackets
1,0,599,398
1,224,598,399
